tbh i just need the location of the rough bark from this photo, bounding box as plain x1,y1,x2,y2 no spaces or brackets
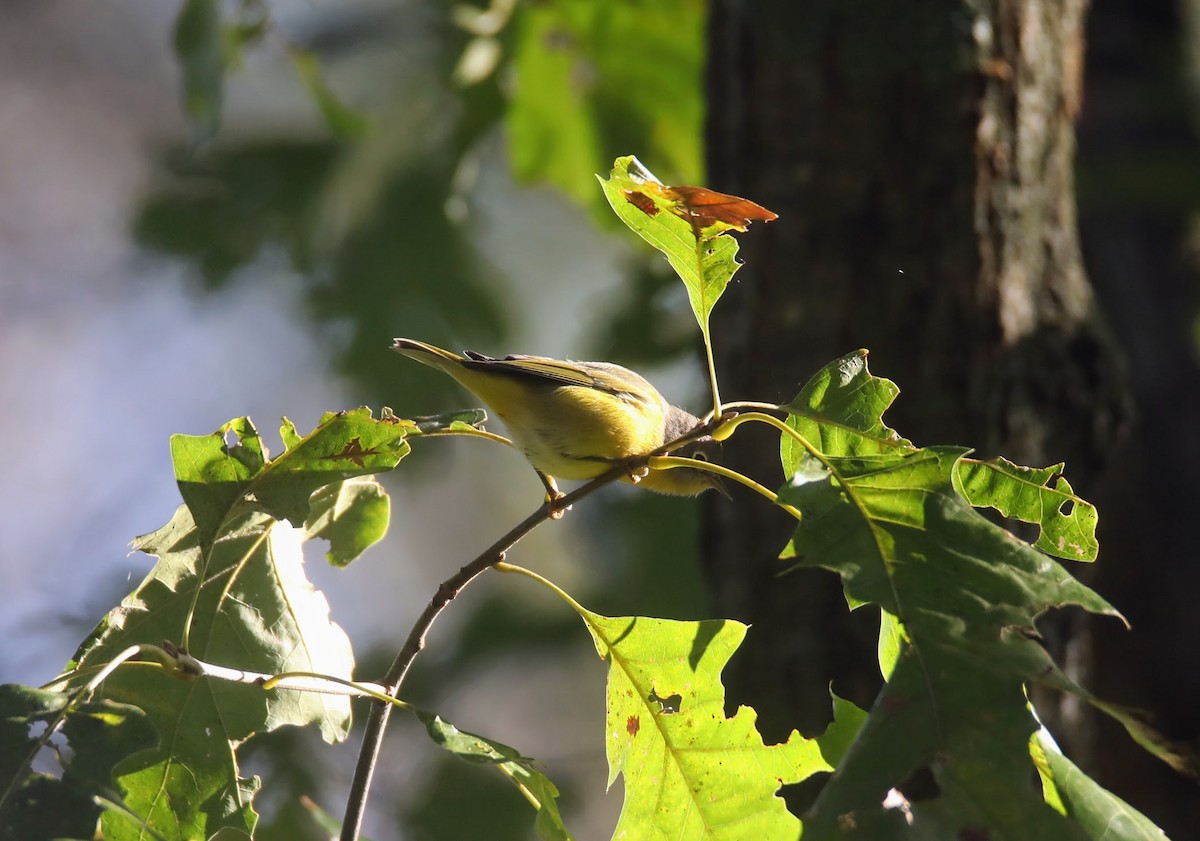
702,0,1152,819
1075,0,1200,832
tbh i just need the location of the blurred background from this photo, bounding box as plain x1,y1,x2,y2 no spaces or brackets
2,0,1197,838
1,1,709,837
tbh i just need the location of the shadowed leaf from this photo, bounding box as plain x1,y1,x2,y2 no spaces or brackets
417,711,572,841
0,685,157,841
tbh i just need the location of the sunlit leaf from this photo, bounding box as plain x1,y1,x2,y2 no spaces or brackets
65,503,353,840
955,456,1099,562
600,156,766,366
305,476,390,568
876,610,905,679
780,349,912,468
170,416,265,548
814,692,868,769
171,408,410,548
47,410,417,837
578,611,829,839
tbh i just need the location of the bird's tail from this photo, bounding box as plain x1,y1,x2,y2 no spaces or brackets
390,338,465,374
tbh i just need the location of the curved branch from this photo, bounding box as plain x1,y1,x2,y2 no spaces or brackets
338,411,741,841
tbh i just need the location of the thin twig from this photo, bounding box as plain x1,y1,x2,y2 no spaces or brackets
338,413,734,841
337,471,605,840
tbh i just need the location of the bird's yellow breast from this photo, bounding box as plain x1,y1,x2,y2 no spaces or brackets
466,376,668,479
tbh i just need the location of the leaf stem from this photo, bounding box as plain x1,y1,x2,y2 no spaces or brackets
493,561,589,617
717,400,786,414
84,644,161,692
646,455,802,520
149,645,402,704
703,337,723,421
40,659,166,693
261,672,409,707
495,763,545,812
711,410,844,480
418,426,513,448
712,410,797,444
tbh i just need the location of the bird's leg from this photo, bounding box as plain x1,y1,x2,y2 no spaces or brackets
536,470,570,519
623,460,651,484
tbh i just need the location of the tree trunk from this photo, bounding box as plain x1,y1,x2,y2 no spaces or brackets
1075,0,1200,832
701,0,1160,821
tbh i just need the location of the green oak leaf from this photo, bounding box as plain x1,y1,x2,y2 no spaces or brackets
304,476,390,568
1032,730,1169,839
172,408,410,551
780,349,912,468
804,653,1092,840
417,711,571,841
580,611,829,839
0,684,156,841
599,156,748,371
64,504,353,840
955,456,1099,562
775,446,1194,836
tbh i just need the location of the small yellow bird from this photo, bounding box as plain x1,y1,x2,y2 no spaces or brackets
391,338,723,497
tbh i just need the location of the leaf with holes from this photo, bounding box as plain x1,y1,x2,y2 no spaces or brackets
954,457,1098,562
577,611,828,839
776,445,1157,837
599,156,774,362
172,409,410,550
